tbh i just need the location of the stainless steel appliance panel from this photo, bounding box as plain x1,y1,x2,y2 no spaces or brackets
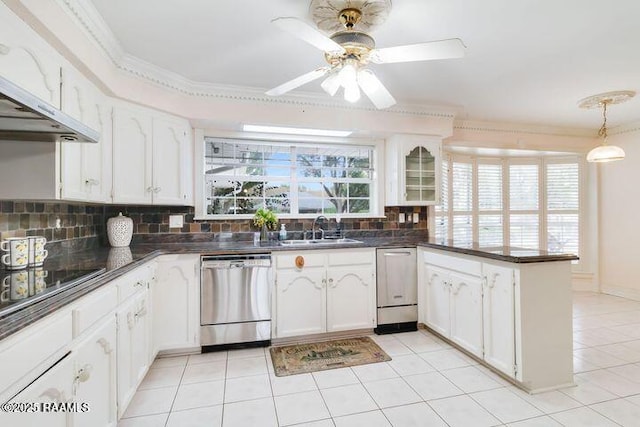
376,248,417,308
200,254,272,346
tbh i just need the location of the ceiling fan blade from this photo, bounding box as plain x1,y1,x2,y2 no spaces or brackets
266,67,330,96
272,17,346,54
371,38,466,64
358,69,396,109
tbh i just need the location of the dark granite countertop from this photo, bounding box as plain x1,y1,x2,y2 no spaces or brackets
0,236,577,341
419,239,579,264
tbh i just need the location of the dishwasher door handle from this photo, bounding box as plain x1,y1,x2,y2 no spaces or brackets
383,252,413,257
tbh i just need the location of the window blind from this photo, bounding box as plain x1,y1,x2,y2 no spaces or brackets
546,163,579,255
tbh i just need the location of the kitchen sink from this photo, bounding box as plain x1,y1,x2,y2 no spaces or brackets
279,238,362,246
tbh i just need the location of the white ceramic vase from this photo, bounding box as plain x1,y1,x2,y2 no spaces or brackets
107,212,133,247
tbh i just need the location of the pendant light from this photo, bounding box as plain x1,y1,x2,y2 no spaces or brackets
579,91,635,163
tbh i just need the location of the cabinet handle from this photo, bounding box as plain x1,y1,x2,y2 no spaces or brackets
154,187,161,193
428,273,439,286
134,280,144,288
451,282,463,295
85,179,100,186
146,186,154,193
488,273,499,289
72,364,93,395
328,278,335,288
135,306,147,319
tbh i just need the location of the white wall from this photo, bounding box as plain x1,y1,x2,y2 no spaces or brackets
599,126,640,299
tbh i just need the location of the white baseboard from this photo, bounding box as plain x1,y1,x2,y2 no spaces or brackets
572,273,597,292
600,286,640,302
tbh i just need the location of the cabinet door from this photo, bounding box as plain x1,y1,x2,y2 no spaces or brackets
482,263,515,377
72,316,117,427
275,268,326,338
449,271,484,358
0,3,61,107
404,144,438,204
116,290,151,417
153,254,199,352
152,118,190,205
326,265,376,332
60,68,111,202
112,106,153,204
1,355,74,427
423,264,451,337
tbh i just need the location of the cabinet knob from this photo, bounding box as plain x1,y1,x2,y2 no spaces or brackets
295,256,304,269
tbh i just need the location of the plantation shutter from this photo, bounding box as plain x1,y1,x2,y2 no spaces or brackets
546,162,579,255
509,163,539,249
478,162,503,247
435,158,449,241
452,160,473,245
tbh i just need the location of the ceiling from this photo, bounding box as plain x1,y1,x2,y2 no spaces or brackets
88,0,640,129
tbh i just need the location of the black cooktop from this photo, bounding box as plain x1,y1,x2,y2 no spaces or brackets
0,267,105,317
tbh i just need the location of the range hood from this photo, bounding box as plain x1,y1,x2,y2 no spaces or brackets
0,75,99,143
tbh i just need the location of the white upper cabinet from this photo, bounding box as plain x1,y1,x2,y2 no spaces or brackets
112,104,154,204
385,134,441,206
152,117,192,205
60,67,112,202
113,104,192,205
0,2,61,107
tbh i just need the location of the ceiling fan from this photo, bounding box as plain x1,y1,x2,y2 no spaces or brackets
266,0,466,109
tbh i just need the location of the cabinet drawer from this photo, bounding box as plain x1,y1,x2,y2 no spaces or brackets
275,252,326,270
116,268,151,302
422,250,482,276
328,249,374,266
72,285,118,337
0,311,72,395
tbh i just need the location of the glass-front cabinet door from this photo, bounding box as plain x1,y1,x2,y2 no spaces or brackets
385,135,441,206
405,146,436,202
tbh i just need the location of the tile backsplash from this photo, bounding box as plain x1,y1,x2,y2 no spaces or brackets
0,200,428,249
104,205,429,243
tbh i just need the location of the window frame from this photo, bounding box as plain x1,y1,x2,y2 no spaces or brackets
194,130,385,220
435,152,583,264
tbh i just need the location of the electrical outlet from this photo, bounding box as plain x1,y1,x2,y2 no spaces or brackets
406,213,412,223
413,213,420,223
398,213,405,223
169,214,184,228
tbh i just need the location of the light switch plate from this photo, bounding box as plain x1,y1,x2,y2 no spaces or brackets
413,213,420,223
169,214,184,228
399,213,405,223
406,213,412,223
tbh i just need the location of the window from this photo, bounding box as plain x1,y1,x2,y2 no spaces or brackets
435,154,581,257
202,138,376,217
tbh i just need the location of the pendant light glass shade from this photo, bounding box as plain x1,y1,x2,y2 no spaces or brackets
586,144,625,162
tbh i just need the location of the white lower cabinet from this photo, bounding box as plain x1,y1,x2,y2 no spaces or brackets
422,261,483,358
116,289,152,418
4,354,75,427
482,262,516,377
275,266,327,337
153,254,200,352
72,315,118,427
273,249,376,339
419,247,574,391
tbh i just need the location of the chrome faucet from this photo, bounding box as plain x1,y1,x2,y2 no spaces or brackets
312,215,328,240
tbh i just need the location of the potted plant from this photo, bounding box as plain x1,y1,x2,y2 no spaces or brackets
253,208,278,241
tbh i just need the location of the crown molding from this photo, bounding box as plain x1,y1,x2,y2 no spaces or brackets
453,119,594,138
611,119,640,136
53,0,458,119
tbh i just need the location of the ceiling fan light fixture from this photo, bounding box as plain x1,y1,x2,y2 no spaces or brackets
321,72,341,96
344,82,361,103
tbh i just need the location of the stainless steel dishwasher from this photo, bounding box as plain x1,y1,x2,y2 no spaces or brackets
200,254,272,349
374,248,418,334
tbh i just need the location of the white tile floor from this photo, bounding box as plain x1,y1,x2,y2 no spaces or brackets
119,291,640,426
